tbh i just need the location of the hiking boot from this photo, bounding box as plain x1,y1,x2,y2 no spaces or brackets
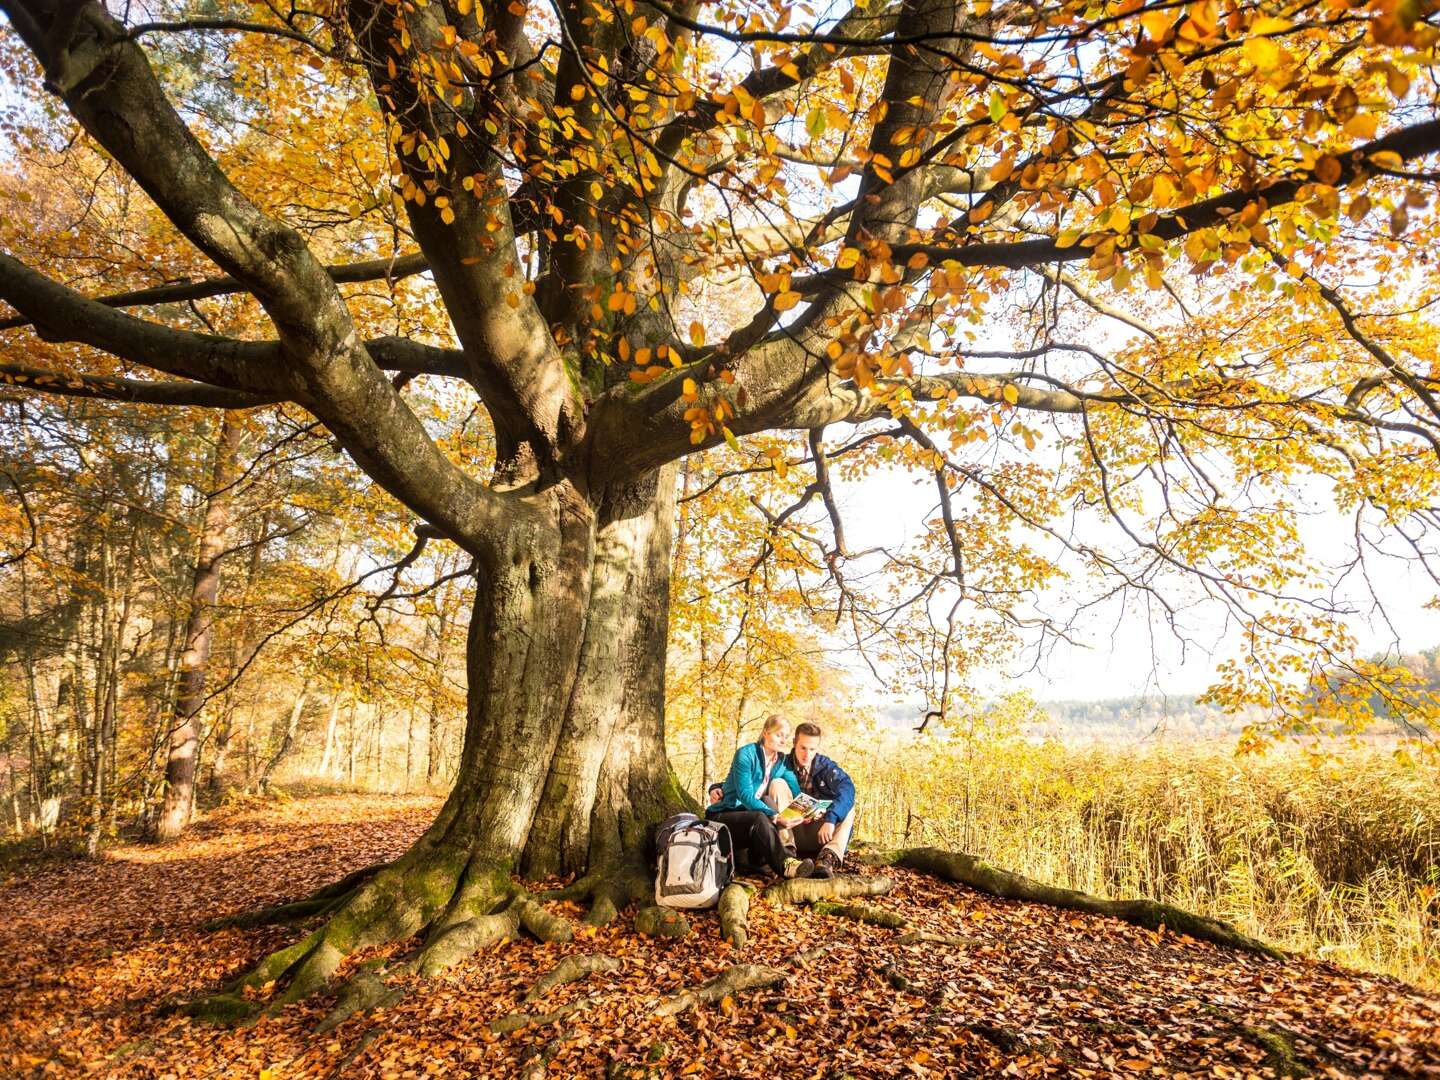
782,856,815,879
816,849,842,876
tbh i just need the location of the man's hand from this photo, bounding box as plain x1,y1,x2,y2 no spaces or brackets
818,821,835,845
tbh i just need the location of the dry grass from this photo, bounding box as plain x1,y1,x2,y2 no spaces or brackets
847,739,1440,988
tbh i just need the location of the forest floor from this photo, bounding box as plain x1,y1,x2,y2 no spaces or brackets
2,795,1437,1079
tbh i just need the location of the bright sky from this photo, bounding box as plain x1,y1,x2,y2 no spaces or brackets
837,462,1440,703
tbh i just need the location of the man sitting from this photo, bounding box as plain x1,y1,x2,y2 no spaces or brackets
783,721,857,879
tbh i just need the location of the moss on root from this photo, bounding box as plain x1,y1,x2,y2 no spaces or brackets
765,875,894,905
1242,1026,1312,1078
181,992,260,1026
586,865,652,926
811,900,909,928
191,837,655,1023
718,883,753,951
635,904,691,938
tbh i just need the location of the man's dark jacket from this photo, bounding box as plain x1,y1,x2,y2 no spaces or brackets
783,751,855,826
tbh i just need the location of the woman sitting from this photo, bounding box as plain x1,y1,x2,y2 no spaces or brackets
706,714,815,880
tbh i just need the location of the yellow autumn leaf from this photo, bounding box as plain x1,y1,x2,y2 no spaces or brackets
836,247,861,270
1243,36,1280,72
1002,383,1020,405
1344,114,1379,140
1251,15,1291,34
773,290,802,312
1139,10,1173,39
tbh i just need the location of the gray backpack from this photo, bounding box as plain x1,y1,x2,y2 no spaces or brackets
654,813,733,909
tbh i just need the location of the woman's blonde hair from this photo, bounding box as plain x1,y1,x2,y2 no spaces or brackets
761,713,789,736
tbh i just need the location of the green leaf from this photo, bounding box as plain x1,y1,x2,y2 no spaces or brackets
806,107,827,139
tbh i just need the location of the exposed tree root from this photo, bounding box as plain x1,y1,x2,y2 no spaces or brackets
969,1022,1038,1056
188,844,538,1018
1239,1025,1312,1078
878,961,914,992
584,865,652,926
718,883,753,951
889,847,1283,958
524,954,622,1004
323,1027,381,1080
1194,1002,1353,1077
413,905,520,979
179,992,261,1026
764,874,893,905
200,861,389,932
649,964,788,1017
314,970,403,1034
635,904,691,938
519,1034,573,1080
201,897,336,933
782,942,840,967
489,995,597,1035
811,900,909,928
189,834,647,1026
514,896,576,943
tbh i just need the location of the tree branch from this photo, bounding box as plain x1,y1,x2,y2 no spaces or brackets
0,362,276,407
881,119,1440,272
0,252,429,332
0,249,283,393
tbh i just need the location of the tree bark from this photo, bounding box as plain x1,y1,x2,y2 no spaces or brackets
155,412,242,840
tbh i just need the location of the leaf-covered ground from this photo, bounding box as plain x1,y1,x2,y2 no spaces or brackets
2,795,1436,1079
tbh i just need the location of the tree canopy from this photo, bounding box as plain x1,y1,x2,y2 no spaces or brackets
5,0,1440,748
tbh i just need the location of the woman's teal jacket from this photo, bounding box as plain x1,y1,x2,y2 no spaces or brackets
708,741,799,817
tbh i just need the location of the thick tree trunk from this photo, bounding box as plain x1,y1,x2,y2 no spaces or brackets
155,412,242,840
221,470,694,1006
521,464,682,878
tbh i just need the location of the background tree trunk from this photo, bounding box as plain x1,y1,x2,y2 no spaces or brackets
257,683,309,794
155,412,243,840
425,580,456,787
318,693,340,778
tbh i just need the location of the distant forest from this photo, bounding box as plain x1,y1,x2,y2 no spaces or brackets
1038,646,1440,743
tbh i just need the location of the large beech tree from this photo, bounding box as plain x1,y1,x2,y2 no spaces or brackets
3,0,1439,1001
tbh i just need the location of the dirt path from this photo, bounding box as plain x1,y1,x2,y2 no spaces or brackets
2,795,1436,1078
